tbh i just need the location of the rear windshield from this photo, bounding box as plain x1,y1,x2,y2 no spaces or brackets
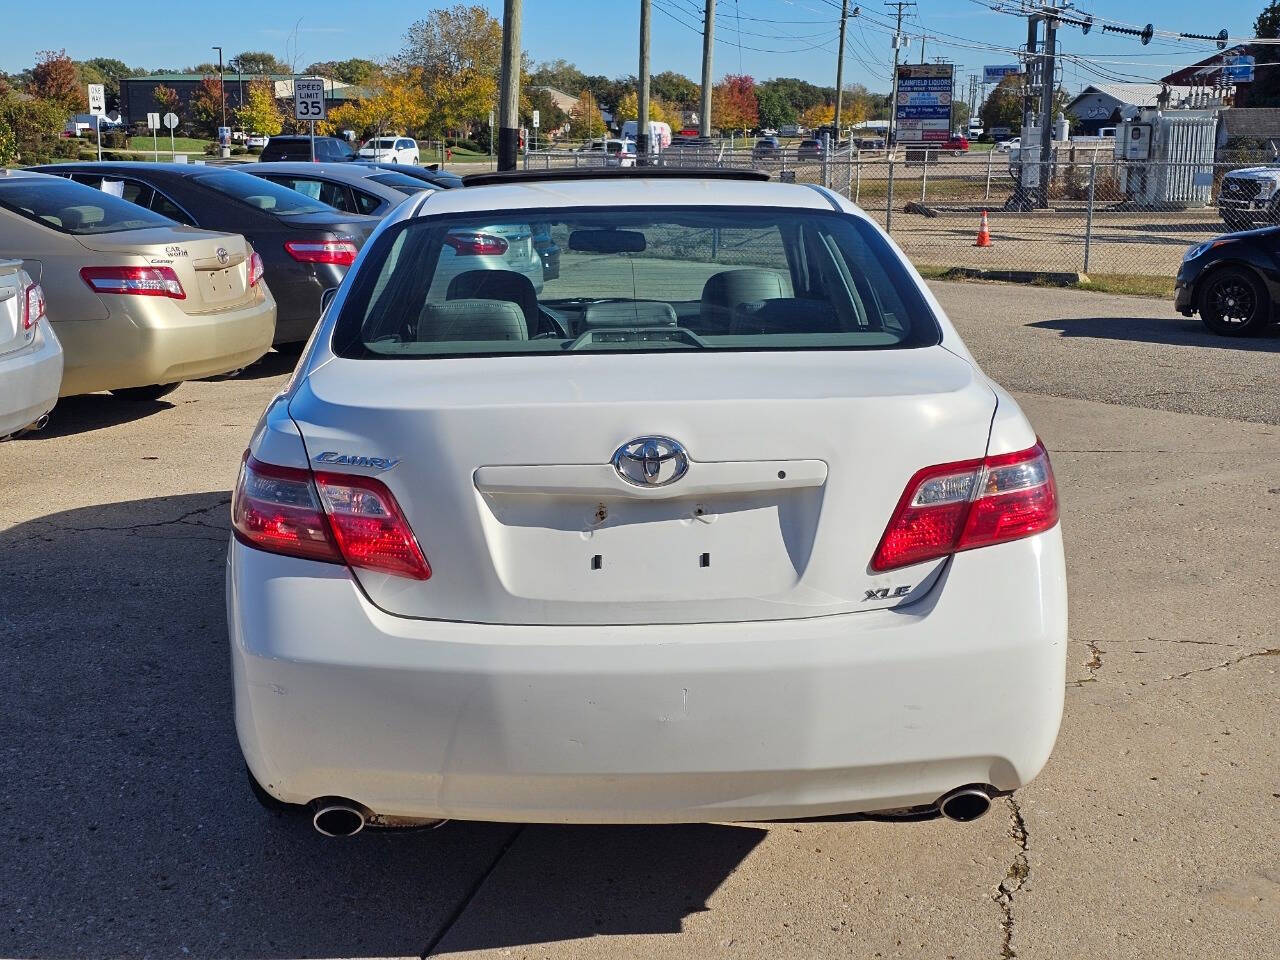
0,177,174,235
332,206,941,359
368,172,435,195
192,170,332,215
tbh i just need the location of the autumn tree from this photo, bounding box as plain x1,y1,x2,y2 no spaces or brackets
30,50,82,111
396,3,501,136
712,74,758,133
328,67,428,140
153,84,180,114
570,89,606,140
236,79,283,136
615,90,638,124
188,74,225,135
0,91,72,162
799,103,834,129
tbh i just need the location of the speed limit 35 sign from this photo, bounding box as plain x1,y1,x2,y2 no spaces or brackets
293,78,327,121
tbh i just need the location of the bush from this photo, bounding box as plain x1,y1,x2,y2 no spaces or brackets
230,146,247,156
203,142,219,156
102,130,128,149
445,137,482,153
247,146,262,155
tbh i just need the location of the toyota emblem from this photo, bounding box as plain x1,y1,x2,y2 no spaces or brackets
216,246,229,265
612,436,689,487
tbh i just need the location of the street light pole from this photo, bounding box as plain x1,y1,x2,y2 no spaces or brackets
213,46,228,158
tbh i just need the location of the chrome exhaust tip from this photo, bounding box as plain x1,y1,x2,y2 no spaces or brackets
937,785,994,823
310,798,368,837
31,414,50,432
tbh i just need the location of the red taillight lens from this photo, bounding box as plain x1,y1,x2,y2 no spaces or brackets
284,240,359,266
80,265,186,299
444,231,509,256
21,282,46,331
870,441,1059,572
232,455,431,580
313,471,432,580
247,251,265,287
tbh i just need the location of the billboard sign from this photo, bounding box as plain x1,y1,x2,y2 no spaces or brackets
895,64,954,142
1224,55,1255,84
983,64,1021,85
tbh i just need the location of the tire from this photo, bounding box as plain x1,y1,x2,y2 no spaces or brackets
110,382,181,402
1198,267,1271,337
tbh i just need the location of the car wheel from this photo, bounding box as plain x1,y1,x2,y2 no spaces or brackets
110,382,181,402
1198,267,1270,336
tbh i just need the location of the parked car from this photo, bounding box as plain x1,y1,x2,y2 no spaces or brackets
0,257,62,436
1175,226,1280,336
355,161,463,190
996,137,1020,153
0,171,273,399
1217,167,1280,231
259,135,358,163
244,162,435,218
31,163,378,344
228,167,1066,834
357,137,420,165
752,136,781,160
583,139,636,167
796,138,825,160
854,137,887,150
944,134,970,154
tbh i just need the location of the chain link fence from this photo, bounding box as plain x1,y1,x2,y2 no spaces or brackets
524,142,1274,281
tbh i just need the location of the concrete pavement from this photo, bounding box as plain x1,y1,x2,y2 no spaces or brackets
1,283,1275,959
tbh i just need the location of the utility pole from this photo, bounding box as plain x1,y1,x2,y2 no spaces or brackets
699,0,715,136
884,2,915,150
1038,1,1058,209
638,0,652,160
212,46,225,129
498,0,522,171
834,0,849,136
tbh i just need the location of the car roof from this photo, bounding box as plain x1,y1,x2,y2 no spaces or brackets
33,162,233,177
249,161,385,180
414,176,838,216
0,169,62,182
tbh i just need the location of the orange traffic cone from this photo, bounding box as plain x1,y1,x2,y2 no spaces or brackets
974,209,992,247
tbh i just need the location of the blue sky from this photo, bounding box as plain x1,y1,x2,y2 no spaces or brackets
3,0,1263,93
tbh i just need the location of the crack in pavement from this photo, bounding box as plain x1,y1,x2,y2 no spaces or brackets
1068,638,1104,688
993,796,1030,959
1146,636,1239,648
1159,648,1280,681
421,825,525,958
24,499,231,537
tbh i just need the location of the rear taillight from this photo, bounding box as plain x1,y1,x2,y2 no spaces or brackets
21,282,46,330
870,440,1059,572
444,231,509,256
284,240,359,266
232,455,431,580
80,265,186,299
247,251,265,287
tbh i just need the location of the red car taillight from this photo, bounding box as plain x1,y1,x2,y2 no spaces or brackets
870,440,1059,572
232,455,431,580
284,240,359,266
444,232,509,256
80,265,186,299
21,282,46,330
247,251,265,287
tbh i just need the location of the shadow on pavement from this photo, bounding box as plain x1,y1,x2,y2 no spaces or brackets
211,346,304,382
1,493,761,959
1029,315,1280,350
19,393,176,440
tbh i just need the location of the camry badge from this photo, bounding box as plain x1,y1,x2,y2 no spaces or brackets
313,451,400,471
612,436,689,487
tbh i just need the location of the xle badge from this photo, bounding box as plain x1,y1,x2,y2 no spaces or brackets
863,586,913,601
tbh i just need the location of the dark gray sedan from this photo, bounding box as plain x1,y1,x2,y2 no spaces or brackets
244,163,435,218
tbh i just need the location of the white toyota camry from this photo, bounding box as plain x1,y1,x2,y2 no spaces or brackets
227,169,1066,836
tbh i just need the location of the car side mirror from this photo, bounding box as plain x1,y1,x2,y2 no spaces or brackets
321,287,339,313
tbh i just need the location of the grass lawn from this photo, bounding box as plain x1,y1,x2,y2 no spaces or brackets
917,264,1176,299
127,136,212,152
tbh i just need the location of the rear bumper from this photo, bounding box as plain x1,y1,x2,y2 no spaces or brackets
228,529,1068,824
0,319,63,435
56,292,275,396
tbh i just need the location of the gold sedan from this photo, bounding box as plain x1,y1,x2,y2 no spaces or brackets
0,170,275,399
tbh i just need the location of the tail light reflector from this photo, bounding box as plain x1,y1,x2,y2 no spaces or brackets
284,240,358,265
247,250,265,287
444,231,509,256
870,440,1059,572
232,455,431,580
80,265,186,299
21,282,46,331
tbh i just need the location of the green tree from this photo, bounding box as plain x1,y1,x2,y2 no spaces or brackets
232,51,288,76
236,78,283,135
79,57,145,109
529,58,587,94
1250,3,1280,107
305,58,378,85
0,91,72,162
569,88,605,140
980,73,1024,132
651,70,699,106
755,86,796,130
522,86,567,132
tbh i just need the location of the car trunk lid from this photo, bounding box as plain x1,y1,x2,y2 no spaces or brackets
0,259,29,359
288,347,997,625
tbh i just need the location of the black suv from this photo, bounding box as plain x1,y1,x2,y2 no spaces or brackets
260,136,357,163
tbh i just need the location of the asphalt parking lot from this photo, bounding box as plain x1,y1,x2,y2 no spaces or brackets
1,281,1276,959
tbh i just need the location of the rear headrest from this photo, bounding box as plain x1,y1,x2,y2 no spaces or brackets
243,195,277,210
416,299,527,342
58,205,102,229
730,298,841,335
701,269,786,318
581,300,677,328
446,269,539,336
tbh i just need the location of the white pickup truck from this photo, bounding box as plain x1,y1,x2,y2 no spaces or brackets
1218,167,1280,230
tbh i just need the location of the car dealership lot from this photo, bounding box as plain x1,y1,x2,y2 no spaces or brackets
1,283,1276,959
